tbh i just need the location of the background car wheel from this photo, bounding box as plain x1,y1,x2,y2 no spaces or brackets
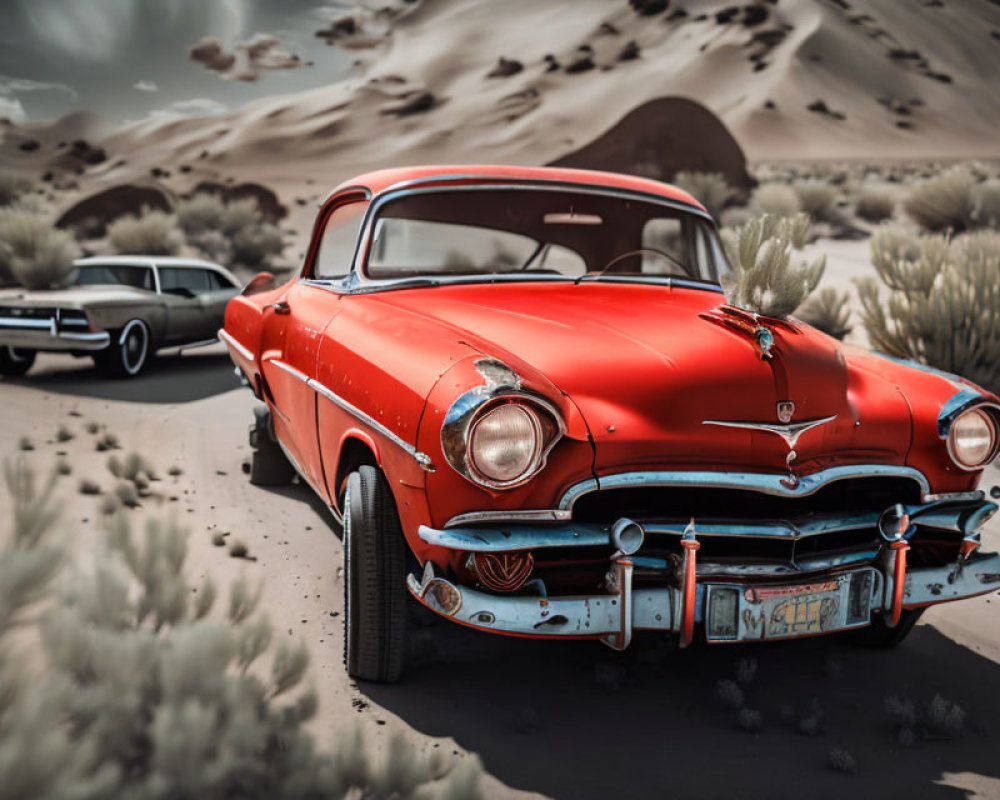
0,346,36,377
343,465,408,683
248,405,296,486
848,608,925,648
94,319,151,377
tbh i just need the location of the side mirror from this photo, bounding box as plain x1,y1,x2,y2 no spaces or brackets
242,272,276,296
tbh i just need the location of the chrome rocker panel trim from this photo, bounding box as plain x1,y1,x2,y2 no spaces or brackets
218,328,254,362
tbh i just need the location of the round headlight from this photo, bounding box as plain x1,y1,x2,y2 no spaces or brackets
468,403,541,486
948,407,999,469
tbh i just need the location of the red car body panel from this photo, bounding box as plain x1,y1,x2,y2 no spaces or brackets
221,165,999,647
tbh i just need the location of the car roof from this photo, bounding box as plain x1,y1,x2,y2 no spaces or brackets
73,255,228,269
327,165,707,214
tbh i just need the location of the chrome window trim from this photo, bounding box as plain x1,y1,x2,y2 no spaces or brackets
340,180,721,293
444,509,572,528
557,465,933,512
265,358,433,471
218,328,254,362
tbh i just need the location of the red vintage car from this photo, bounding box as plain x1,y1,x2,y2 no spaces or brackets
221,165,1000,682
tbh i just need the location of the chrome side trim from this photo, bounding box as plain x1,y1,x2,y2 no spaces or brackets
218,328,254,362
176,337,219,352
444,509,572,528
702,415,837,450
269,358,309,384
308,376,434,471
0,317,52,329
419,523,611,552
558,465,933,512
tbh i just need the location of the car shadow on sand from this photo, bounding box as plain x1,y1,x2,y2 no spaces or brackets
365,617,1000,799
4,348,240,403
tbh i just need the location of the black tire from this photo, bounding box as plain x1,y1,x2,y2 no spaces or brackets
849,608,925,648
0,346,35,377
344,465,408,683
248,405,295,486
94,319,151,377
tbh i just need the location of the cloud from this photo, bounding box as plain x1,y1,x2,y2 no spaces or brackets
0,97,27,124
0,75,77,99
189,32,306,83
148,97,227,120
22,0,134,62
133,80,159,92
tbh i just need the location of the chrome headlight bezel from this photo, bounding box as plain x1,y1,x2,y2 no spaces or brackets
946,405,1000,470
441,359,566,490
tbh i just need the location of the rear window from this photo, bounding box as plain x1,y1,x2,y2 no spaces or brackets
74,264,153,290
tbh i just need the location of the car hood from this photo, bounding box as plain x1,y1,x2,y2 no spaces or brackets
374,281,913,475
0,285,153,307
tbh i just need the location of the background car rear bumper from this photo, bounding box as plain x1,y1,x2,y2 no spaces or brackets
0,324,110,352
407,551,1000,646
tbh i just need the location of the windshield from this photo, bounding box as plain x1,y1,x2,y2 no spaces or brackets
364,187,729,284
73,264,154,290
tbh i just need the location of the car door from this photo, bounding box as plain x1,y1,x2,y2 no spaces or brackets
157,266,214,343
260,195,368,500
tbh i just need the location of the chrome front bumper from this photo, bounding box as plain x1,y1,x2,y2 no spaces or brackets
407,551,1000,646
0,322,109,352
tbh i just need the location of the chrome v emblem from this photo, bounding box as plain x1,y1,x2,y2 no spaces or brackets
702,416,836,451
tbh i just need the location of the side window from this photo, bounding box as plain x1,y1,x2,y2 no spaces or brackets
311,200,367,279
208,271,235,290
160,267,210,296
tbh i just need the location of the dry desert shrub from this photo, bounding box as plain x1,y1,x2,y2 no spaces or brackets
716,679,745,710
0,174,33,207
180,194,284,268
737,708,763,733
854,184,896,223
973,178,1000,228
793,180,838,222
176,192,226,235
828,748,857,774
108,207,182,255
0,459,483,800
858,227,1000,393
796,286,852,340
232,223,284,268
750,183,802,217
0,205,80,289
721,213,825,319
671,171,732,219
903,166,975,232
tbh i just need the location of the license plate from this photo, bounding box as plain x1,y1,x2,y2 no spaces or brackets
706,569,875,641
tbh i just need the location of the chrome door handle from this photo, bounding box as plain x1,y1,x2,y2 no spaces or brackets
271,301,290,315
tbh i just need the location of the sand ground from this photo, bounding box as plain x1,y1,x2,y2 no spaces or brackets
1,242,999,799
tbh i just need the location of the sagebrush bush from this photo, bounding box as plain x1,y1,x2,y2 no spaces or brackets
750,183,802,217
721,213,825,318
176,193,226,235
0,459,483,799
796,286,852,339
672,171,732,219
793,180,838,222
903,166,975,232
108,207,182,255
0,174,32,207
0,206,80,289
716,679,745,710
232,223,284,268
854,184,896,223
858,226,1000,393
973,178,1000,228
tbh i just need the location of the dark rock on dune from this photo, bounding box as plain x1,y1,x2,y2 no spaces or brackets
543,54,560,72
742,5,769,26
18,139,40,152
716,6,740,24
619,40,641,60
629,0,669,15
764,99,777,109
150,167,171,178
189,181,287,223
807,99,846,120
598,22,620,35
549,96,755,199
69,139,107,165
55,183,173,236
381,90,437,116
565,55,595,73
487,57,523,78
667,9,688,20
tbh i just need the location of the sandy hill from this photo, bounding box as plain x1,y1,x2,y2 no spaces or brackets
3,0,1000,250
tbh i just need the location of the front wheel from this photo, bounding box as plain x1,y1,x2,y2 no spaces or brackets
0,347,35,377
94,319,151,377
849,608,925,648
343,465,408,683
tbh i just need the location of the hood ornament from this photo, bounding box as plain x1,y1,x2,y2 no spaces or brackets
699,305,783,361
703,414,836,486
754,325,774,360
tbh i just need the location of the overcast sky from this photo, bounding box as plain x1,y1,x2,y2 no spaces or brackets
0,0,356,126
